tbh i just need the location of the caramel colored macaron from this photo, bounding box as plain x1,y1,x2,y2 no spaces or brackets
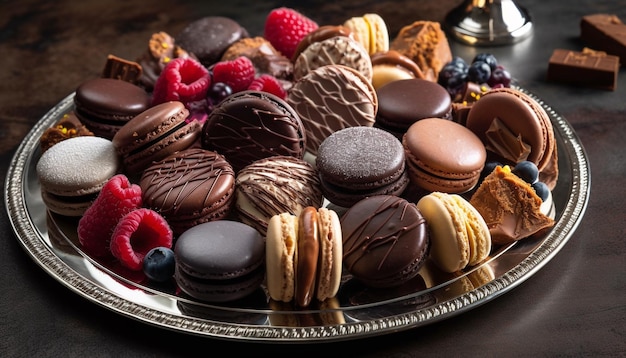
402,118,486,193
465,87,558,189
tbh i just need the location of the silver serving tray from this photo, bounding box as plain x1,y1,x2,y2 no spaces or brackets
5,89,590,342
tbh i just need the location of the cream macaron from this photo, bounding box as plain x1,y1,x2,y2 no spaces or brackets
417,192,491,273
265,207,342,307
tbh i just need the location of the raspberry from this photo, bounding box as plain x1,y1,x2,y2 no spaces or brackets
77,174,142,257
248,74,287,99
212,56,255,93
110,208,173,271
152,57,211,106
264,7,318,59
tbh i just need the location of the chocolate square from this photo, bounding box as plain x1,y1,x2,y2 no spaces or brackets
547,48,619,90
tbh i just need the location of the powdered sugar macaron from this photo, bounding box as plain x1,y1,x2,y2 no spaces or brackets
36,136,121,216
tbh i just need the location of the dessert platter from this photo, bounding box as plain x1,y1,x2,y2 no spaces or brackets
5,10,590,343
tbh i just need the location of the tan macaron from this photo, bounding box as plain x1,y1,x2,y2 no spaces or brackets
417,192,491,273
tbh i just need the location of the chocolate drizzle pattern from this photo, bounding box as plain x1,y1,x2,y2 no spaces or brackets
293,36,372,81
202,91,306,173
140,148,235,233
341,195,429,287
288,65,377,155
236,156,323,235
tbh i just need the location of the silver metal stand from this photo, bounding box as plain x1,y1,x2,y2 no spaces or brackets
444,0,533,46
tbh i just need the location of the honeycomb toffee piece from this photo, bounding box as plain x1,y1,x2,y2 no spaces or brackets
580,14,626,66
547,48,619,91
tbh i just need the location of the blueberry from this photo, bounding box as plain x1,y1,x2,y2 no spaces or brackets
143,247,176,282
512,160,539,184
472,53,498,70
207,82,233,103
532,181,550,202
482,161,501,176
438,64,467,92
467,61,492,84
449,56,469,71
487,65,512,87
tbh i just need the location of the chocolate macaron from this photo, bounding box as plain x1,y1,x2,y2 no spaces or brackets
375,78,451,138
403,118,486,194
74,78,151,139
465,87,558,189
288,64,378,155
174,220,265,302
316,126,409,208
175,16,249,67
112,101,201,175
139,148,235,236
201,90,306,173
341,195,430,288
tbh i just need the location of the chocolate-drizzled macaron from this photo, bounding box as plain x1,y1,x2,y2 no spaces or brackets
316,126,409,208
341,195,430,288
201,90,306,173
235,156,323,236
375,78,451,139
291,25,353,62
288,64,378,155
74,78,151,139
140,148,235,236
112,101,201,175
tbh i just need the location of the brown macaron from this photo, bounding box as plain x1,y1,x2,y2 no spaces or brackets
375,78,452,138
201,90,306,173
139,148,236,236
74,78,151,139
465,87,558,189
402,118,486,193
112,101,201,175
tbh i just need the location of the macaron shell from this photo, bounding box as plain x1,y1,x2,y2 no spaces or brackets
403,118,486,193
315,208,342,301
466,89,547,167
363,13,389,54
376,79,451,131
288,64,378,155
201,90,306,173
139,148,235,236
450,194,491,266
265,213,298,302
417,192,470,273
343,16,371,54
37,136,120,197
74,78,151,139
293,35,372,81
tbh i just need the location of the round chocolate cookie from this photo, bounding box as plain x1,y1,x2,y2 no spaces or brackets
375,78,451,138
341,195,430,288
175,16,249,67
201,90,306,173
174,220,265,302
139,148,235,236
316,126,409,208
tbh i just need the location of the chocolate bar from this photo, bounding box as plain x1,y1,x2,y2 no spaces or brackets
547,48,619,90
580,14,626,66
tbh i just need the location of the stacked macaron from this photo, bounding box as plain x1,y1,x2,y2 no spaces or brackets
266,207,342,307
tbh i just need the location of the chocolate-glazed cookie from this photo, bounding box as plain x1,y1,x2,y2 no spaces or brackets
201,90,306,173
139,148,235,236
341,195,430,288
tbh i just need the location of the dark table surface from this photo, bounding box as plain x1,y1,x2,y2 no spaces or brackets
2,0,625,356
